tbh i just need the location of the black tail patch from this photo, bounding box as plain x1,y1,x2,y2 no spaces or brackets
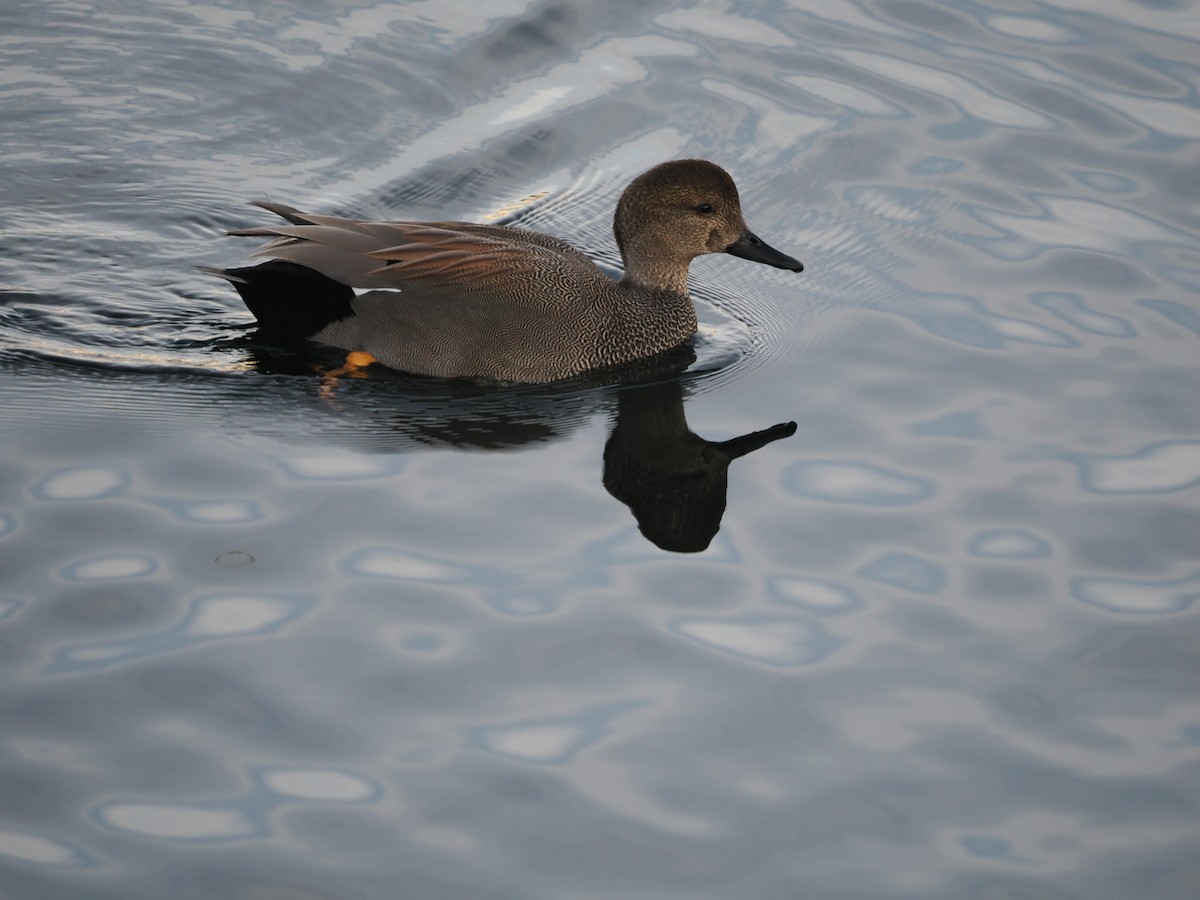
220,260,355,340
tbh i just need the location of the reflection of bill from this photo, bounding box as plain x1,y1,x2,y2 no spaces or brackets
604,378,796,553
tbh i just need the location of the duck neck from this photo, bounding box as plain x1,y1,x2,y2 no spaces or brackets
619,254,696,296
619,222,696,296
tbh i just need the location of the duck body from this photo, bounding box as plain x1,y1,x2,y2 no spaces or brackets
210,160,803,383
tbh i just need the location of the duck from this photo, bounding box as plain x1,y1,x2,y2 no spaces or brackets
206,159,803,383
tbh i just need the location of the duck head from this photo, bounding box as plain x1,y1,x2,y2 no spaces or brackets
615,159,803,293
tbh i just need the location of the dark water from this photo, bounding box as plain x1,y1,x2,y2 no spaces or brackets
2,1,1199,898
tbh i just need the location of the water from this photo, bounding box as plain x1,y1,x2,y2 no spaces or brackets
2,1,1199,897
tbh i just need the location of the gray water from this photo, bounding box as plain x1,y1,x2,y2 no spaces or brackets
2,1,1199,898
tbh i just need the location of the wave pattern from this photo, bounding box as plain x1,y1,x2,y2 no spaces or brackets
2,2,1199,899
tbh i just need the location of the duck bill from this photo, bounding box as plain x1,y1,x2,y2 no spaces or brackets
725,230,803,272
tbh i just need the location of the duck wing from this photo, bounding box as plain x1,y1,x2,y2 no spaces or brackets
229,204,592,293
361,224,539,289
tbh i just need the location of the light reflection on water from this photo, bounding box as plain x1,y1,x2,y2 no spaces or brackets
1,0,1199,897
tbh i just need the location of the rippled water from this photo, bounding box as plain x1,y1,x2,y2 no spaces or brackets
2,2,1199,898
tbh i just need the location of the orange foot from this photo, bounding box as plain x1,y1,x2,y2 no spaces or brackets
322,350,378,378
319,351,378,399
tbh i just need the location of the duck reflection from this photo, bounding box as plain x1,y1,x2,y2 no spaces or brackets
604,378,795,553
240,339,795,552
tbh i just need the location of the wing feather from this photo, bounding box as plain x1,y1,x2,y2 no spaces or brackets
228,204,582,293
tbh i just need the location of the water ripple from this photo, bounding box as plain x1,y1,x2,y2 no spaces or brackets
784,460,935,506
768,575,865,615
32,466,129,501
1073,570,1200,616
1030,292,1136,337
1070,440,1200,494
51,593,316,673
151,498,264,524
0,829,96,868
984,14,1079,44
95,802,260,842
468,700,645,764
257,767,381,803
669,614,842,667
57,554,159,582
856,551,947,594
3,0,1200,895
968,530,1052,560
832,48,1054,130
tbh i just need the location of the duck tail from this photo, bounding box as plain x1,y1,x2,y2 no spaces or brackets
199,260,355,340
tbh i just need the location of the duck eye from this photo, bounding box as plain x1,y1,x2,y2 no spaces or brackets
695,203,714,214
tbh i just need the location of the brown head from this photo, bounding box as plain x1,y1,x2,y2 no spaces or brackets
614,159,803,293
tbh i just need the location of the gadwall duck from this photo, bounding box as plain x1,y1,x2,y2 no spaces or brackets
207,159,803,383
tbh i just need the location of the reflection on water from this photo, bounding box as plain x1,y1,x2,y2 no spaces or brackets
604,377,796,552
242,341,802,549
2,0,1199,897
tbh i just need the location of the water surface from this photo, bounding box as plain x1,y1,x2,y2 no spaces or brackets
2,1,1199,898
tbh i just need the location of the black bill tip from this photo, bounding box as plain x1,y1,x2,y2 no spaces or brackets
725,230,804,272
